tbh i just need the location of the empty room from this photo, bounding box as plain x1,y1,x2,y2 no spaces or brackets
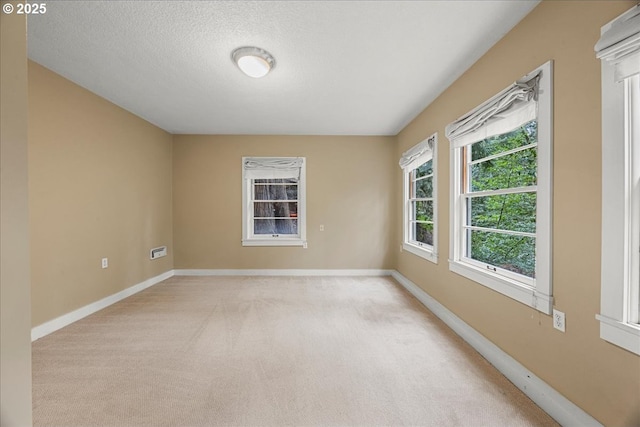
1,0,639,426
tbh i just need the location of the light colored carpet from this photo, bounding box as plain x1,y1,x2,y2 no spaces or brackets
32,276,559,426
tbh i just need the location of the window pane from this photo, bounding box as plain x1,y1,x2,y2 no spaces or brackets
415,176,433,198
412,200,433,222
415,160,433,178
469,193,536,233
469,230,536,278
254,184,298,201
411,222,433,246
254,202,298,218
285,185,298,199
471,147,537,192
257,184,298,200
254,218,298,235
471,120,537,161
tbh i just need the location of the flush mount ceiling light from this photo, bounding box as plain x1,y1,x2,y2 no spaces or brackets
232,46,276,78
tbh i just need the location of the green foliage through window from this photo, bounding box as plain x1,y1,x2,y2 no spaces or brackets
466,121,537,278
409,159,434,246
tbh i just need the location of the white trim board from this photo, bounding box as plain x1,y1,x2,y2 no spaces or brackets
174,269,394,277
31,270,175,342
390,270,602,427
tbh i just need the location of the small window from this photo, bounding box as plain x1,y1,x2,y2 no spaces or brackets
242,157,307,247
447,61,553,314
400,134,437,262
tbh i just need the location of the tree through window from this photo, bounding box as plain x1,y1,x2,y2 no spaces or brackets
400,133,438,262
464,121,538,278
447,61,553,314
242,157,307,247
253,178,299,235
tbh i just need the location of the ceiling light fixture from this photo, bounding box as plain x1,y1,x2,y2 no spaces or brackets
232,46,276,78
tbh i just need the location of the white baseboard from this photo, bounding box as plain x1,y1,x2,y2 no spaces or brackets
31,270,175,342
174,269,394,277
390,271,602,427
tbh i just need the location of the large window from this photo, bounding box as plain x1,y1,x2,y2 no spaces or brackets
596,5,640,355
400,134,437,262
447,61,553,314
242,157,307,247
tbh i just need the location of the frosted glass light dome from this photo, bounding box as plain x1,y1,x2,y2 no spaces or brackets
232,47,276,78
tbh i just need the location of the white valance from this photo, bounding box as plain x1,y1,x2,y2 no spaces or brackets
399,134,435,171
595,5,640,81
445,70,540,149
243,157,304,180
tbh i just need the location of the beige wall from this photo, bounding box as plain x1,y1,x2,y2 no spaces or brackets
1,3,33,425
396,1,640,425
28,62,174,327
173,135,396,270
18,1,640,425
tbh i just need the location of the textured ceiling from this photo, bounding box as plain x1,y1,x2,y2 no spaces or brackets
27,1,539,135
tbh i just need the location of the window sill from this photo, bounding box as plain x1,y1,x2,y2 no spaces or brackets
596,314,640,355
449,260,552,314
403,242,437,264
242,239,306,247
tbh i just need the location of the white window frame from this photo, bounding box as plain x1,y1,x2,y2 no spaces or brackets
448,61,553,314
402,133,438,263
241,157,307,247
597,6,640,355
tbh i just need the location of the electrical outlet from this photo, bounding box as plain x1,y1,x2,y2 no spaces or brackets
319,224,324,231
553,309,565,332
101,258,108,269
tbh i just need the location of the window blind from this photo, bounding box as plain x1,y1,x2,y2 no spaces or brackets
243,157,304,180
595,5,640,82
445,70,540,149
399,135,434,171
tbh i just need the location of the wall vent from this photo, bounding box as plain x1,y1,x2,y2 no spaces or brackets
150,246,167,260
